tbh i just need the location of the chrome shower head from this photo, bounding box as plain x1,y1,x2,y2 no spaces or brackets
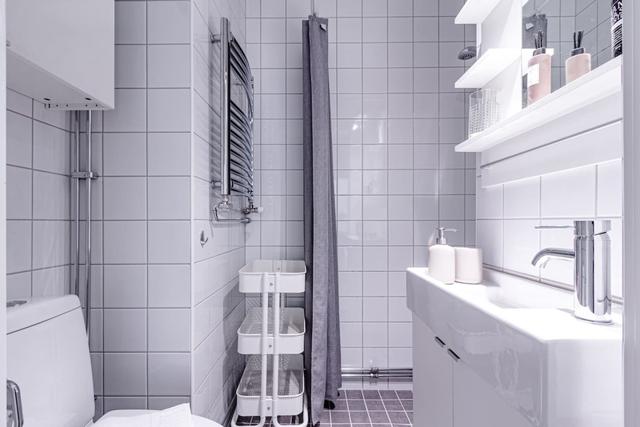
457,45,477,61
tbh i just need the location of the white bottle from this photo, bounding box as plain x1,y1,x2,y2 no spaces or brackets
428,228,456,284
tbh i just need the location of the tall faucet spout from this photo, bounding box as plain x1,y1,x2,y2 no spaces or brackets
531,248,575,266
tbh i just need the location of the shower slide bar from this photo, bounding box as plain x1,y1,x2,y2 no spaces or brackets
72,110,98,336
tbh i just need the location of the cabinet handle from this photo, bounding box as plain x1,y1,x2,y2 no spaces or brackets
447,349,461,362
434,336,446,348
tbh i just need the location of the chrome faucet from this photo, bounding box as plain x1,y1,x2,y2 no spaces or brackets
531,220,612,324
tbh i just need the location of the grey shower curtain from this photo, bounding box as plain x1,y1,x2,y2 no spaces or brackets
302,15,342,426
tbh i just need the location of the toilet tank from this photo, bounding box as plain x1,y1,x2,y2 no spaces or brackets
7,296,95,427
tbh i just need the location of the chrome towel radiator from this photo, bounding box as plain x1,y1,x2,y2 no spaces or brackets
213,18,258,223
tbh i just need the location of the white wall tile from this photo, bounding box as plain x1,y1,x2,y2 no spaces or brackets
103,178,147,220
597,160,623,217
104,353,147,395
541,165,597,218
148,89,191,132
147,1,191,44
148,221,190,263
104,89,147,132
104,265,147,308
148,177,190,220
115,2,147,44
148,309,191,351
7,166,32,220
148,45,191,88
104,309,147,352
148,353,191,395
104,221,147,264
103,133,147,176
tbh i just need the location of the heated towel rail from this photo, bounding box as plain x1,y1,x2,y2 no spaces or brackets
213,17,258,224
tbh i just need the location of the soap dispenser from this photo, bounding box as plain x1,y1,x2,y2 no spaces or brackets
428,228,456,284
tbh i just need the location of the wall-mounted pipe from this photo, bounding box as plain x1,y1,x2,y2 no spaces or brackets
341,368,413,380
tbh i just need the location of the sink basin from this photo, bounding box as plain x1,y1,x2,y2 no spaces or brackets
407,267,623,427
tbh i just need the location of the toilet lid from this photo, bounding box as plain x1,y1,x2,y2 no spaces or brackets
97,410,222,427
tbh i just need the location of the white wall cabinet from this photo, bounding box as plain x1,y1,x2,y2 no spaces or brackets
413,315,531,427
7,0,114,109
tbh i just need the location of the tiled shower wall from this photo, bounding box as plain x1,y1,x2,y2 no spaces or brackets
84,0,195,415
6,90,73,300
245,0,476,382
4,0,245,423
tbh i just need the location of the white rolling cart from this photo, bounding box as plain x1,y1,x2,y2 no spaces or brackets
232,260,308,427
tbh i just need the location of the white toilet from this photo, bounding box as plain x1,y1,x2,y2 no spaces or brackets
7,295,222,427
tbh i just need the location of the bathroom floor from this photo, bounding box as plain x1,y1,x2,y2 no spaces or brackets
236,390,413,426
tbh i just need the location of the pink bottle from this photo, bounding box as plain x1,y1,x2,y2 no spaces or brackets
527,31,552,105
566,31,591,84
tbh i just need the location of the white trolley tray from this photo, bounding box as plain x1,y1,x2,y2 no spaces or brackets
239,260,306,294
238,308,305,355
236,354,305,417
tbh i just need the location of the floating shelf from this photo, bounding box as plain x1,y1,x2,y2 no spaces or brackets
456,56,622,154
237,308,305,355
455,49,521,89
455,0,503,24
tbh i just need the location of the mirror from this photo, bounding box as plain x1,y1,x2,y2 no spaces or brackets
522,0,618,94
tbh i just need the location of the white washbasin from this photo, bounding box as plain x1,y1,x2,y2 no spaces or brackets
407,267,623,427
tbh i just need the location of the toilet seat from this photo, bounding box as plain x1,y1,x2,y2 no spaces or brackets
95,410,222,427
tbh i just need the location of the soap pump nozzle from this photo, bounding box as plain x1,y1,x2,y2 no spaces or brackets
435,227,457,245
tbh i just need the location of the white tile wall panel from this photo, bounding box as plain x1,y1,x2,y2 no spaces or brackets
255,0,475,374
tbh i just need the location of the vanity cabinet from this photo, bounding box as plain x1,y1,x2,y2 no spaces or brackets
413,314,531,427
413,314,453,426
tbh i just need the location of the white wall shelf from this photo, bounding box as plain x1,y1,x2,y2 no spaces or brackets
456,56,622,154
455,0,503,24
455,48,521,89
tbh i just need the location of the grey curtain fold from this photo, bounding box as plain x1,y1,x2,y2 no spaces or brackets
302,15,342,426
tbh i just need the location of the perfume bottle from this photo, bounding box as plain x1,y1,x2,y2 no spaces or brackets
611,0,622,57
527,31,552,105
566,31,591,84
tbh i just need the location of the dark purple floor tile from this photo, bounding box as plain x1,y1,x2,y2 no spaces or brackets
331,410,351,423
333,399,349,410
388,411,410,424
379,390,398,399
400,399,413,410
369,411,391,423
348,399,367,410
350,411,371,423
365,399,385,410
347,389,365,400
363,390,381,399
396,390,413,399
383,399,404,410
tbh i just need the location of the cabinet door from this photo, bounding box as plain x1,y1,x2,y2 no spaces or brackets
453,360,531,427
413,315,453,427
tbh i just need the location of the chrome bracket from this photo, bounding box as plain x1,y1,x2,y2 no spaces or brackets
71,171,99,180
